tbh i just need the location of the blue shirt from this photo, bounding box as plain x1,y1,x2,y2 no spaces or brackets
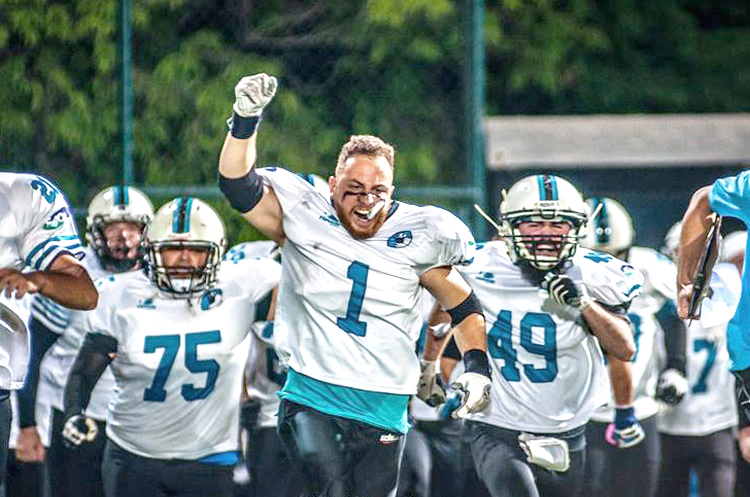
710,171,750,370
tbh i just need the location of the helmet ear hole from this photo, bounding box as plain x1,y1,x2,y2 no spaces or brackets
498,174,588,270
144,197,226,297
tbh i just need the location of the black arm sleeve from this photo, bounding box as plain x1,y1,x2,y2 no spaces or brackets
17,317,62,428
655,300,687,374
63,333,117,420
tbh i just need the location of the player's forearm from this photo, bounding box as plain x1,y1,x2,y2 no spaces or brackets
452,313,487,354
219,133,258,179
584,306,635,361
17,318,60,428
607,356,634,406
28,265,97,310
678,186,713,287
63,333,115,418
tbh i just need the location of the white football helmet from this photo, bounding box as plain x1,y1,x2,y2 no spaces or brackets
581,197,635,255
661,221,682,263
86,186,154,272
144,197,227,298
499,174,590,270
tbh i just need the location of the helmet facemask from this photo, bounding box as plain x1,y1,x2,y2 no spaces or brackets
85,187,154,273
146,240,222,298
143,197,227,301
496,174,590,271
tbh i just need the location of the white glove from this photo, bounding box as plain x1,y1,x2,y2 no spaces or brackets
450,372,491,418
233,73,278,117
542,273,592,310
656,368,689,405
62,414,98,449
417,360,446,407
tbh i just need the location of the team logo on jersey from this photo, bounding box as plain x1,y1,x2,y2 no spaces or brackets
43,207,71,230
620,264,636,277
319,213,340,227
387,230,412,248
379,433,401,444
200,288,224,310
477,271,495,283
136,297,156,309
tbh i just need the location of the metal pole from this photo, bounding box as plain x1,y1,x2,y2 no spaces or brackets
463,0,487,240
120,0,134,186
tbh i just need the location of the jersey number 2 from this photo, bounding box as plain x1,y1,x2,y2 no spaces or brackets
143,331,221,402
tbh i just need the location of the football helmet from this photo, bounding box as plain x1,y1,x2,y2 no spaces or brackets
499,174,589,270
86,186,154,272
144,197,227,298
581,197,635,255
661,221,682,263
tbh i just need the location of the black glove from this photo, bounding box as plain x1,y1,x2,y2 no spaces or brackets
542,273,592,310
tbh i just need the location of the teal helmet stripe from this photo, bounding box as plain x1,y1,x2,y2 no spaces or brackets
113,186,129,206
593,197,610,244
172,197,193,233
537,174,558,201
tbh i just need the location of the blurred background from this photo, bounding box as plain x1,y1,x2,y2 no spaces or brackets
1,0,749,246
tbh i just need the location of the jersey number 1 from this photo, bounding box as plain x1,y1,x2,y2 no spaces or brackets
143,330,221,402
337,261,369,337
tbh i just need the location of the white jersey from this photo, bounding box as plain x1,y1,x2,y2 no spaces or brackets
79,258,280,460
31,246,107,333
590,246,676,422
460,242,643,433
259,167,475,395
245,321,285,429
0,173,84,389
658,263,740,436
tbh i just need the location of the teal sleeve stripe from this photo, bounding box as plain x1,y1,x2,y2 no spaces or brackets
278,369,410,434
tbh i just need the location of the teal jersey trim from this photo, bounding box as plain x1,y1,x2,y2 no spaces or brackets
278,369,410,434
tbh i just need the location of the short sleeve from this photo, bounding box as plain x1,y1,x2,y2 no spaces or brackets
255,167,320,215
15,174,85,270
709,171,750,225
422,206,477,269
78,276,119,341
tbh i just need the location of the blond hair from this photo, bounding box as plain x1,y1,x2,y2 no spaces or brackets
335,135,395,175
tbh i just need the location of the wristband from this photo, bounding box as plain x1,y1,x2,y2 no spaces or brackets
227,111,261,139
463,349,491,378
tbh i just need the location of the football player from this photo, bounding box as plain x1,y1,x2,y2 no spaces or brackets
218,73,490,497
16,186,154,497
0,172,97,484
437,174,642,497
579,197,687,497
657,223,739,497
61,197,279,497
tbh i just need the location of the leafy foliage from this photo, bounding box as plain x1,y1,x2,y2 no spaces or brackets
1,0,749,244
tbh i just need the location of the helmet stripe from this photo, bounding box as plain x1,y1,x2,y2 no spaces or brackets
172,197,193,233
113,186,129,206
593,197,610,244
537,174,558,201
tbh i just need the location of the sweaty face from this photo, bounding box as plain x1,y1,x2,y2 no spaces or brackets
159,246,210,279
516,220,572,258
102,221,144,262
330,155,394,240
